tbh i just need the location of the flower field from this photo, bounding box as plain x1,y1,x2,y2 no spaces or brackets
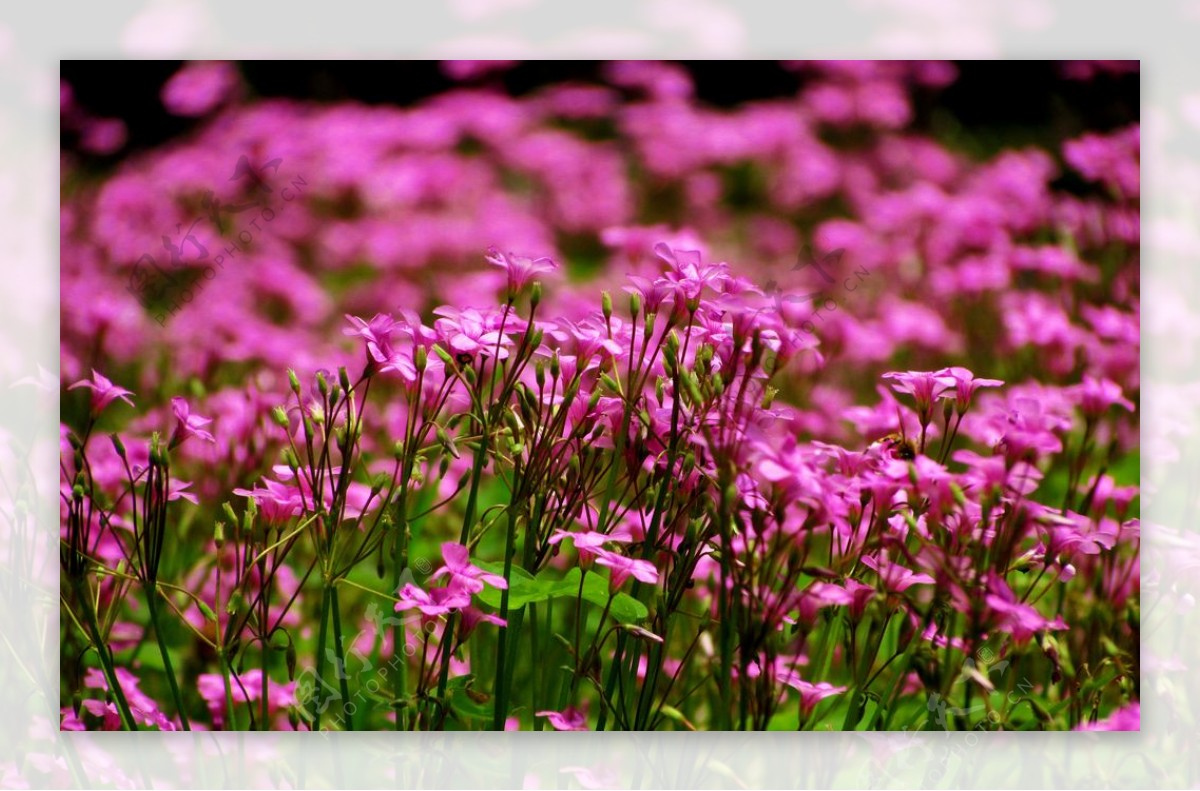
59,60,1139,731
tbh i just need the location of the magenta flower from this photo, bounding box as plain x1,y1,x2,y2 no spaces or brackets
861,553,935,594
69,369,134,415
429,542,508,594
1071,375,1135,418
537,706,588,731
548,527,633,569
432,306,513,360
934,366,1003,412
594,549,659,590
196,669,297,728
394,582,472,618
881,370,951,418
161,60,239,117
984,576,1067,645
779,676,848,716
169,396,216,449
1074,701,1139,731
485,247,558,296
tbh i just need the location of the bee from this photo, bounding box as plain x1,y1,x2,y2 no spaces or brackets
872,405,917,460
880,433,917,460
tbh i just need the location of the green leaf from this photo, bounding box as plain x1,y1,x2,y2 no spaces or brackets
471,564,648,623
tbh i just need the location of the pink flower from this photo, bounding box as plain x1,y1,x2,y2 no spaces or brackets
433,306,513,360
485,248,558,296
861,553,934,594
537,706,588,731
1071,375,1135,418
69,369,134,415
984,576,1067,645
882,370,951,419
934,367,1003,412
394,582,472,618
161,60,239,117
548,527,632,569
169,396,216,449
429,542,508,594
1075,701,1139,731
196,669,298,728
594,549,658,590
777,674,848,716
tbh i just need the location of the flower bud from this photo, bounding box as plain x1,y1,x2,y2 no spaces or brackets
535,361,545,389
629,292,642,319
762,386,778,409
393,440,405,461
339,366,352,394
530,281,543,309
550,351,561,380
601,291,613,321
434,345,454,366
316,371,328,398
222,502,238,526
288,368,301,395
665,330,680,357
110,433,127,460
214,520,226,548
272,405,290,428
600,373,619,393
414,345,428,372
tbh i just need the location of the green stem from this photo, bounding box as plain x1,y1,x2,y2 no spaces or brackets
74,581,138,730
220,650,238,730
491,495,521,730
434,430,490,727
145,587,191,730
330,587,353,730
313,584,332,731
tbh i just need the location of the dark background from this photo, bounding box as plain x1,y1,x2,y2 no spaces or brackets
61,60,1139,165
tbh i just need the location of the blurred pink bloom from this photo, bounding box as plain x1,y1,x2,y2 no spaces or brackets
69,369,135,415
1075,701,1139,731
537,706,588,731
161,60,239,117
1072,375,1135,418
861,553,935,594
169,396,216,449
485,247,558,295
594,549,658,590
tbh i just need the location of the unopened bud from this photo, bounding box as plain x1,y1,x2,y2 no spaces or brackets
393,441,405,461
272,405,289,428
629,292,642,319
214,520,226,548
550,351,561,380
222,502,238,526
434,346,454,366
601,291,613,321
530,281,543,309
535,361,546,389
287,368,301,395
110,433,127,460
414,345,427,372
316,371,328,398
